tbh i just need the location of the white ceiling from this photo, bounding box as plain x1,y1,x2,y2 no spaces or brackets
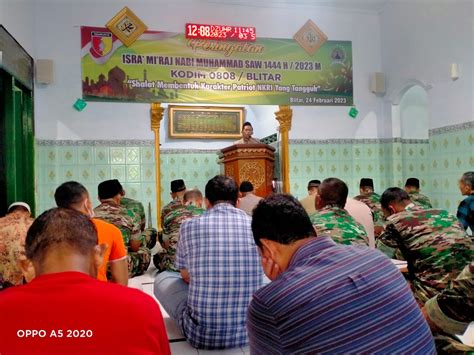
204,0,390,12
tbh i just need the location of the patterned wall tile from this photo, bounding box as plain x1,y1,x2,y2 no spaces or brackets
94,147,109,164
95,165,111,182
126,147,140,164
110,147,125,164
110,165,125,180
126,165,141,182
77,147,93,165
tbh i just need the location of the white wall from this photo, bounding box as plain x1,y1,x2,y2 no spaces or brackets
0,0,35,55
400,85,429,139
31,0,384,145
381,0,473,130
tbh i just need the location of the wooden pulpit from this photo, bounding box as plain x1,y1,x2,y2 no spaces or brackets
218,144,276,197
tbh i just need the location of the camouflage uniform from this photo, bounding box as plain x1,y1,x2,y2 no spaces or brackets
0,212,33,287
154,200,204,272
94,200,151,278
309,205,369,246
377,205,473,305
409,191,433,209
121,197,157,249
425,262,474,353
354,192,385,235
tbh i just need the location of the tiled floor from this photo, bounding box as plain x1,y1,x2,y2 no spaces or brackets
129,266,250,354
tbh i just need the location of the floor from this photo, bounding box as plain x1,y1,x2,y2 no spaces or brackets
128,265,250,354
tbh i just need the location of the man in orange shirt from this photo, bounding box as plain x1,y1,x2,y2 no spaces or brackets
54,181,128,285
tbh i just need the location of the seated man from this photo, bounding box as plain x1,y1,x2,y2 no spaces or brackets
299,179,320,214
345,197,375,248
94,180,151,278
154,175,262,349
183,189,205,216
0,202,34,288
457,171,474,235
0,208,170,354
424,261,474,353
248,194,435,354
354,177,385,236
54,181,128,285
405,177,432,209
310,177,368,246
154,180,195,272
119,183,157,249
238,181,262,216
377,187,473,304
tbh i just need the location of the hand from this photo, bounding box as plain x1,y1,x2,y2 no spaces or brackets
261,256,280,281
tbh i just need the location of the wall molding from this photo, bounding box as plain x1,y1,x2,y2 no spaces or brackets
429,121,474,136
36,137,431,148
289,138,429,144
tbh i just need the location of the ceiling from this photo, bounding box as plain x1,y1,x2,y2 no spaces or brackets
204,0,390,12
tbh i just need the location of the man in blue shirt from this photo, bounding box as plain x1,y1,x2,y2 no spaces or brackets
248,194,435,354
457,171,474,235
154,175,262,350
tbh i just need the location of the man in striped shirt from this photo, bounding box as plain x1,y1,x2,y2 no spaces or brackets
248,194,435,354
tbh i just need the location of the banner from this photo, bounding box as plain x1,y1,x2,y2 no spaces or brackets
81,26,353,106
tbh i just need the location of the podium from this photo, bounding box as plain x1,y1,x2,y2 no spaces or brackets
218,144,276,197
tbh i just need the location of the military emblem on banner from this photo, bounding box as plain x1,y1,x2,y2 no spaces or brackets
293,20,328,56
91,31,113,58
106,6,148,47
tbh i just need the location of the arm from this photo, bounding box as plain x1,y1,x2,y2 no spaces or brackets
424,262,474,336
457,200,469,230
109,258,128,286
247,296,281,354
180,268,190,284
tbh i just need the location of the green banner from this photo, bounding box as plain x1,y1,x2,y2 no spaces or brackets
81,26,352,106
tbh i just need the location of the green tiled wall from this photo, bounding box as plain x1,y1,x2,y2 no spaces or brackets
427,125,474,213
35,122,474,221
287,141,428,199
35,144,220,227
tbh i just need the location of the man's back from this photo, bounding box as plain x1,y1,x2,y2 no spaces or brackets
0,213,33,286
299,194,316,214
247,237,435,354
378,206,473,303
121,197,146,230
409,191,433,209
176,203,262,349
239,193,262,216
94,202,139,245
0,271,170,354
354,192,385,231
91,218,127,282
310,206,368,246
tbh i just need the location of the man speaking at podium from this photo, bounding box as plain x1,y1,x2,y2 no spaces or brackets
234,122,260,144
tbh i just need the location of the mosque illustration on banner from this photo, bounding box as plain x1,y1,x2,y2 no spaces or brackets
82,67,178,101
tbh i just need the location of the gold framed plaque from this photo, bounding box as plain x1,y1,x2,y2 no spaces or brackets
168,106,244,139
106,7,148,47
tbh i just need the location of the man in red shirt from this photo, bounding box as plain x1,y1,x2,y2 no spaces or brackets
0,208,170,354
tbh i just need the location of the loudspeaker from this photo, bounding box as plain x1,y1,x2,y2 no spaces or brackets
370,72,385,94
450,63,459,81
35,59,54,84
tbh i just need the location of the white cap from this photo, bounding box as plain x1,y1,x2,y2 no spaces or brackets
7,202,31,213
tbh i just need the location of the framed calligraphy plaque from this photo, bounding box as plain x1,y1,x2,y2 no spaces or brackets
168,106,244,139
